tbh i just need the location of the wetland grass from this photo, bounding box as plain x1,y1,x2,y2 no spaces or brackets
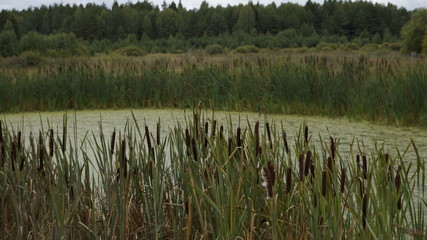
0,54,426,126
0,111,425,239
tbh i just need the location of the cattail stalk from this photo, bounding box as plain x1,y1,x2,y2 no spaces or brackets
266,122,272,149
156,121,161,146
191,138,197,162
395,166,402,210
121,139,127,178
145,125,152,151
362,155,367,179
282,130,289,155
362,193,368,229
254,121,260,156
49,129,54,157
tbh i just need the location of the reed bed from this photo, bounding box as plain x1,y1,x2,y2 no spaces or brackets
0,53,426,126
0,111,425,239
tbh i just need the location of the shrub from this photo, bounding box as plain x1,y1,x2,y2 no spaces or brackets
361,43,379,51
113,45,146,56
205,44,224,55
233,45,260,54
20,51,42,66
342,43,359,51
316,42,337,51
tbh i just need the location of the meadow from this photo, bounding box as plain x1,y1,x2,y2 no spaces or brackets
0,52,426,126
0,110,425,239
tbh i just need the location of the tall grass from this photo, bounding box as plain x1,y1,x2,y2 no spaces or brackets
0,111,425,239
0,54,426,126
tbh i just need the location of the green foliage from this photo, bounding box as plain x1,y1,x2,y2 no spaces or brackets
20,51,42,66
233,45,260,54
423,30,427,53
0,20,18,57
360,43,379,51
342,43,359,51
401,9,427,53
205,44,224,55
113,45,146,56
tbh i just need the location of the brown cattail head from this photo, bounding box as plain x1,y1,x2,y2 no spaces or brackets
156,121,161,146
219,125,224,140
305,151,312,176
39,132,44,172
212,120,217,138
261,167,273,198
358,177,364,198
286,167,292,193
145,126,152,150
362,155,367,179
310,161,315,179
340,168,346,193
17,131,22,150
255,121,260,156
384,153,389,163
0,120,2,144
395,166,402,210
304,125,308,146
282,130,289,154
237,127,242,148
299,154,305,181
330,137,336,160
191,138,197,162
121,139,127,178
110,129,116,155
49,129,54,157
62,116,67,153
362,193,368,229
185,129,190,147
11,141,16,171
267,161,275,186
266,122,272,149
322,171,327,197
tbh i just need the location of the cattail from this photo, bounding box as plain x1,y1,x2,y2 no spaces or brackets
362,193,368,229
255,121,260,156
19,156,25,171
121,139,127,178
211,120,217,138
39,132,44,172
156,121,161,145
305,151,312,176
340,168,346,193
330,137,335,160
110,129,116,155
266,122,272,149
384,153,389,163
185,129,190,148
282,130,289,154
204,121,209,148
327,156,333,176
49,129,54,157
219,125,223,140
299,154,305,181
286,167,292,193
310,161,315,179
261,167,273,198
17,131,21,150
267,161,275,186
62,115,67,153
191,138,197,162
395,166,402,210
362,155,367,179
11,141,16,171
194,114,199,138
304,125,308,146
145,126,152,151
236,127,242,148
322,171,327,197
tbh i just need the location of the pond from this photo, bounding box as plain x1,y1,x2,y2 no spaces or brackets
2,109,426,163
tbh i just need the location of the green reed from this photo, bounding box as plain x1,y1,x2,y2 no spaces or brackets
0,110,425,239
1,54,426,126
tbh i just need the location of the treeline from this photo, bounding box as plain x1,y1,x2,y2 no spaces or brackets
0,0,413,56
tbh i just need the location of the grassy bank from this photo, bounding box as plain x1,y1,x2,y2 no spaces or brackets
0,111,425,239
0,53,426,126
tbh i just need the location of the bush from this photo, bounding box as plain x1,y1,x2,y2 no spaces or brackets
233,45,260,54
361,43,380,51
342,43,359,51
316,42,337,51
113,45,146,56
205,44,224,55
20,51,42,66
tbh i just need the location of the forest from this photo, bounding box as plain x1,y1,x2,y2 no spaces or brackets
0,0,422,56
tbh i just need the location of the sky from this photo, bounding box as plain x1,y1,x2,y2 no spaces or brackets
0,0,426,11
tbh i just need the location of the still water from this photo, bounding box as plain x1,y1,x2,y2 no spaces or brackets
2,109,426,163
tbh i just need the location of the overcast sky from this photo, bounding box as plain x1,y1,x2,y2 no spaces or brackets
1,0,426,11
